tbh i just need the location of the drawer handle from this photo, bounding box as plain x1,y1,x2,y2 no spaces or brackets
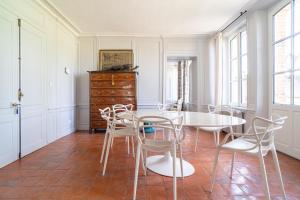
112,75,115,86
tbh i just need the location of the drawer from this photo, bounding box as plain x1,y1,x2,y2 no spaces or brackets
91,120,107,129
90,80,135,89
91,112,103,121
91,88,135,97
90,73,135,81
91,97,135,105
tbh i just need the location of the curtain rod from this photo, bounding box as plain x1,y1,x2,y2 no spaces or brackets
220,10,247,32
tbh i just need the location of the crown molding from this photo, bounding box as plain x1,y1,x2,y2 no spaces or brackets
79,32,211,39
35,0,81,36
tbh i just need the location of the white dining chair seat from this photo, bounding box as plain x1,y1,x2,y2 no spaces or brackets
143,138,173,152
113,127,136,137
221,138,259,154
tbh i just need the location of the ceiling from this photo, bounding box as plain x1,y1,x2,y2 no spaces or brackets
48,0,256,36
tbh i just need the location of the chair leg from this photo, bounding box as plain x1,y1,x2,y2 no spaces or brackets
131,136,135,158
127,136,130,154
194,128,199,152
111,137,114,149
216,130,220,145
230,152,235,178
210,148,220,192
140,149,147,176
213,131,217,145
133,142,141,200
172,142,177,200
144,150,148,176
179,144,184,179
100,131,108,164
258,152,271,200
271,147,287,199
102,134,113,176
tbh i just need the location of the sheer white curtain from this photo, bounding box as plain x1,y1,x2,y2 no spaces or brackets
215,32,223,105
207,33,223,106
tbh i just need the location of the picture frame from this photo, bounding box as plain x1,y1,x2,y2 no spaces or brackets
99,49,133,71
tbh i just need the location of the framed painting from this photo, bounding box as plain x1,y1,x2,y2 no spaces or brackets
99,49,133,71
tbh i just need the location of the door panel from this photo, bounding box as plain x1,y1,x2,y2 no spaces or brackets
0,7,19,168
272,109,291,150
20,20,46,156
21,114,43,155
292,111,300,157
272,106,300,159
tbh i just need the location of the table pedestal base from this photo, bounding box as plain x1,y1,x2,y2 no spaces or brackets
146,154,195,177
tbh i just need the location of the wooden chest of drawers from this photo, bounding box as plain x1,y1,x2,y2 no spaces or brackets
88,71,137,131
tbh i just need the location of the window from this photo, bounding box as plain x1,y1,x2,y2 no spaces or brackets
273,0,300,105
229,30,247,105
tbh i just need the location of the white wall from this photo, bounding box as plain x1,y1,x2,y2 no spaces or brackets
77,36,209,130
0,0,78,167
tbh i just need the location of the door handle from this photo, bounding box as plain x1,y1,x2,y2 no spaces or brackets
11,102,21,114
11,102,21,107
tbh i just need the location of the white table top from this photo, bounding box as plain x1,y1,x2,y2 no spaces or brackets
120,110,246,127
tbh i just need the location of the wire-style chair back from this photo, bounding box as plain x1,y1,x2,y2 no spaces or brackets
136,115,184,146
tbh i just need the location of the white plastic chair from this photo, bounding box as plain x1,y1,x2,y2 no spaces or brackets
157,103,167,111
101,108,136,176
133,115,184,200
169,98,183,111
112,104,135,154
194,105,233,151
210,115,288,200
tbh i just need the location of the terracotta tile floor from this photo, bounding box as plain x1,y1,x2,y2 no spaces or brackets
0,128,300,200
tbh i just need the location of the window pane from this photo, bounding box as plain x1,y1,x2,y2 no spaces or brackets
230,37,238,59
274,39,291,72
242,79,247,104
241,55,247,79
274,3,291,41
274,73,291,104
231,81,239,104
241,31,247,54
295,71,300,105
231,59,238,81
295,35,300,70
295,0,300,34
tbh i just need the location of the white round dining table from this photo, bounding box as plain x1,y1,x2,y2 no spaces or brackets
119,110,246,177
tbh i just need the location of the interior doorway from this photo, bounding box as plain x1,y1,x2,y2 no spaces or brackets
165,56,197,111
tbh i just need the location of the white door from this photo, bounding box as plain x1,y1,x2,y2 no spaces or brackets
0,7,19,167
269,0,300,159
20,20,46,156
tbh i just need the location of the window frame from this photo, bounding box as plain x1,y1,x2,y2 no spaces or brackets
272,0,300,105
229,27,247,106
